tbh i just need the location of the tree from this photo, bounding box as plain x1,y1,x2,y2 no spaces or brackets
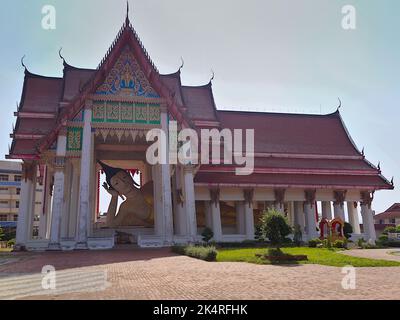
383,226,397,235
0,227,4,241
343,222,353,239
201,227,214,244
260,209,292,248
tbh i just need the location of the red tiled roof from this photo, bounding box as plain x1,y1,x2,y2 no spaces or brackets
62,63,95,101
181,83,219,122
217,110,361,156
374,203,400,219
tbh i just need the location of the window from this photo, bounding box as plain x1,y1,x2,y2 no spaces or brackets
16,188,21,195
379,219,384,224
15,201,19,209
14,175,22,182
13,215,18,221
0,175,9,181
35,201,42,205
391,218,396,224
0,215,7,222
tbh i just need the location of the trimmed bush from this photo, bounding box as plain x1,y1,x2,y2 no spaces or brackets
267,248,285,257
357,238,365,248
260,209,292,247
7,239,15,248
333,239,346,248
201,227,214,243
383,226,397,235
343,222,353,239
308,238,322,248
172,245,217,262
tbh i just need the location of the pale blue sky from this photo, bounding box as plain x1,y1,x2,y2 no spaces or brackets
0,0,399,213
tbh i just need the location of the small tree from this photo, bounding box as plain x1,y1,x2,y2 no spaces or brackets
201,227,214,244
0,227,4,241
260,209,292,249
382,226,397,235
343,222,353,239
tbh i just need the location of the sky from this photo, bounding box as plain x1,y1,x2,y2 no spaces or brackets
0,0,399,214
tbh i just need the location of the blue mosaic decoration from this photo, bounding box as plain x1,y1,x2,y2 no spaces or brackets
96,46,160,98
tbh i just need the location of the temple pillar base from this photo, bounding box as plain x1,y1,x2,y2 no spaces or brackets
75,242,89,250
47,243,62,251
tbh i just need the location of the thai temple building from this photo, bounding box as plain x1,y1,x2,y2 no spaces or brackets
6,11,393,251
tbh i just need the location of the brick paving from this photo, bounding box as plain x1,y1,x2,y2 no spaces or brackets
0,248,399,300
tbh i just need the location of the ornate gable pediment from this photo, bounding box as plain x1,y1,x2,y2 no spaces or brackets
96,46,160,98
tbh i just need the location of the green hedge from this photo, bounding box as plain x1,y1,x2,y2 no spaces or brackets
172,245,218,262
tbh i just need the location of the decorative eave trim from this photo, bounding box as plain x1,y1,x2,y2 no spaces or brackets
14,112,56,119
5,154,40,160
88,94,166,105
199,167,380,176
193,120,221,127
194,182,393,190
250,152,365,160
10,134,45,140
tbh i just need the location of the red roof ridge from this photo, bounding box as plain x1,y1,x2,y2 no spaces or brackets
217,108,340,118
23,68,63,81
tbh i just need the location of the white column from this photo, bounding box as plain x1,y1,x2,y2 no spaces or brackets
183,165,197,241
68,161,80,238
333,203,345,221
305,203,318,240
152,165,163,236
60,161,72,238
347,201,361,234
160,110,174,244
244,202,255,240
361,205,376,243
235,202,245,234
15,163,35,250
210,201,222,242
204,201,213,229
38,165,50,239
48,134,67,250
173,166,186,236
76,106,93,249
293,201,305,233
321,201,332,220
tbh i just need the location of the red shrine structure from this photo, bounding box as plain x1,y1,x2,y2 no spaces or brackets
6,8,393,251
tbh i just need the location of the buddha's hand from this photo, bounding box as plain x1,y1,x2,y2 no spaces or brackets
102,182,119,197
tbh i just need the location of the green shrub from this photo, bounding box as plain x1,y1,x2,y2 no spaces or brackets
201,227,214,243
322,237,333,249
254,224,264,241
0,227,4,241
383,226,397,235
260,209,292,247
308,238,322,248
333,239,346,248
396,225,400,233
267,248,284,257
172,245,217,261
7,239,15,248
343,222,353,239
357,238,365,248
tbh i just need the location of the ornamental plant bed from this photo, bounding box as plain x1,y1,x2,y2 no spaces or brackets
255,253,308,262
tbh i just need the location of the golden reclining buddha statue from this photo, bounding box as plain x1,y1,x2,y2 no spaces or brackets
98,161,154,228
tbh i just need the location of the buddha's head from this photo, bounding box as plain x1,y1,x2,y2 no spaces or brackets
98,161,136,196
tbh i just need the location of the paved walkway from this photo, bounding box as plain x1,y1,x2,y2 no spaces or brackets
0,248,399,300
340,248,400,262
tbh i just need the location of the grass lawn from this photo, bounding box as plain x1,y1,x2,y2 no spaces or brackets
217,247,400,267
0,248,12,253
